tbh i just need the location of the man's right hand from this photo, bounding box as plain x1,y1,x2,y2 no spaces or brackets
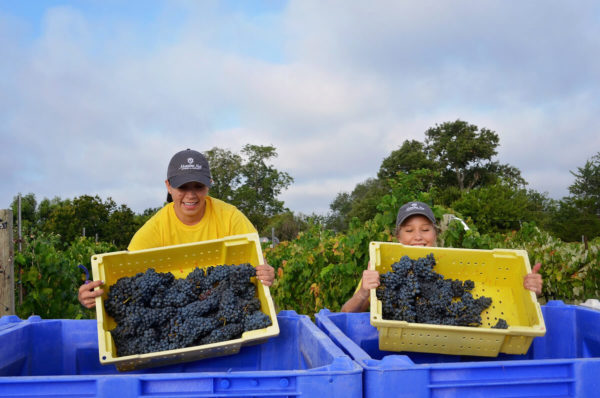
78,280,104,309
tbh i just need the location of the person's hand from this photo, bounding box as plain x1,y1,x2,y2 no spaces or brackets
256,263,275,286
78,280,104,309
523,263,543,296
359,268,380,299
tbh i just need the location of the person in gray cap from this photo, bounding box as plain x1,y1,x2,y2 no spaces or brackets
341,201,543,312
78,148,275,309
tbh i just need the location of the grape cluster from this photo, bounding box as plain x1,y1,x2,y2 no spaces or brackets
376,254,508,328
104,263,272,357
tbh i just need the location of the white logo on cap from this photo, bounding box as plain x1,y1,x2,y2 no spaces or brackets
407,202,425,212
179,158,203,171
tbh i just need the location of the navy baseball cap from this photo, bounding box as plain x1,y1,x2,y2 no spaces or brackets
396,201,436,227
167,149,213,188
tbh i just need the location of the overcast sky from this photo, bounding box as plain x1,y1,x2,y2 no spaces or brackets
1,1,599,216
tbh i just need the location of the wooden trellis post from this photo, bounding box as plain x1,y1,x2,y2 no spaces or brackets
0,209,15,316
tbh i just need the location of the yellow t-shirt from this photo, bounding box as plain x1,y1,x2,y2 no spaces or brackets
127,197,257,251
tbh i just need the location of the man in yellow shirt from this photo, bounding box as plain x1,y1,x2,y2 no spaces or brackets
78,148,275,309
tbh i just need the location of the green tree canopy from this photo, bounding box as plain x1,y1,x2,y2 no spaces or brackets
326,178,388,231
547,152,600,241
12,194,142,249
261,211,309,242
569,152,600,214
378,140,434,181
426,120,507,190
450,182,535,233
205,144,293,232
331,120,526,231
549,197,600,242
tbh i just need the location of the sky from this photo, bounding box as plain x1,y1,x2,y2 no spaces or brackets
1,0,599,216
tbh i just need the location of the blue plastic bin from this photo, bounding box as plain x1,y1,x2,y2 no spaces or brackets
0,310,362,397
316,301,600,398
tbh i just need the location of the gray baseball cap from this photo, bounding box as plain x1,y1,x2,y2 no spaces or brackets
396,201,436,227
167,149,213,188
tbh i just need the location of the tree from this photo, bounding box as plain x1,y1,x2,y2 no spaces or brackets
105,204,138,249
262,211,308,242
326,178,388,232
329,120,525,230
547,152,600,242
326,192,353,232
205,144,293,232
523,189,556,231
569,152,600,214
205,147,243,203
450,182,536,233
549,197,600,242
39,195,139,247
378,140,434,181
424,120,524,191
37,197,63,227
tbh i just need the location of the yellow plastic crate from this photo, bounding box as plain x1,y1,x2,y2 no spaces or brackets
91,233,280,371
369,242,546,357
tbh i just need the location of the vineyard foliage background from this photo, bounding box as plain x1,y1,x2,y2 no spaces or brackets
7,131,600,318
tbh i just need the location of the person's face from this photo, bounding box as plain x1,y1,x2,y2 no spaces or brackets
396,215,437,247
165,180,209,223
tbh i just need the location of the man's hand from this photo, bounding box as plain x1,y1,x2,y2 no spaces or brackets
256,263,275,286
78,280,104,309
